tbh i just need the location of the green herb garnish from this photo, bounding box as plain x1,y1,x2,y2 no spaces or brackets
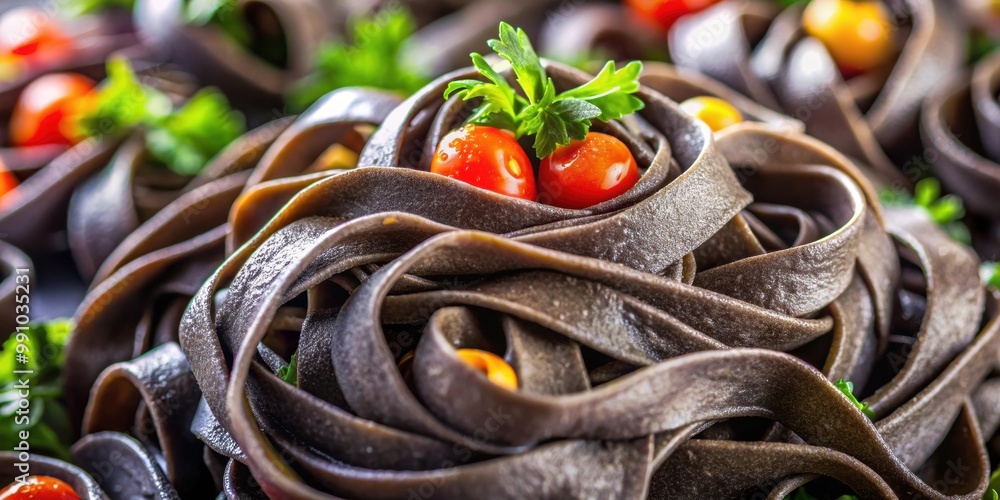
186,0,290,67
445,22,644,159
185,0,251,46
0,320,74,460
276,352,297,385
64,0,135,16
78,57,246,176
834,378,875,420
145,88,247,176
969,31,1000,65
785,488,858,500
287,6,428,111
985,466,1000,500
77,57,172,139
879,178,971,244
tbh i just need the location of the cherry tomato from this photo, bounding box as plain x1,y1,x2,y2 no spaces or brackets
430,124,536,200
537,132,639,209
0,475,80,500
10,73,96,147
679,96,743,132
0,8,73,68
0,160,18,199
0,53,26,83
456,349,518,390
625,0,720,32
802,0,894,74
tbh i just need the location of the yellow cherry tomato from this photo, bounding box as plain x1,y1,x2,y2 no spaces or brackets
803,0,894,74
456,349,518,390
679,96,743,132
397,350,416,375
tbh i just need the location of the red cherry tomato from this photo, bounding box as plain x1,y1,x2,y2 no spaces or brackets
0,475,80,500
538,132,639,209
10,73,96,147
625,0,721,32
430,124,537,200
0,8,73,67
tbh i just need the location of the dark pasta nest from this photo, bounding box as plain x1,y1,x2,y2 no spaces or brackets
666,0,963,188
921,50,1000,257
50,59,990,498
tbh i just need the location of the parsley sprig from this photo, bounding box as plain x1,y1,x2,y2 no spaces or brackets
287,7,429,111
834,378,875,420
786,488,858,500
880,178,971,244
969,31,1000,65
78,57,246,176
445,22,644,159
0,320,74,461
185,0,251,47
276,351,297,385
64,0,135,16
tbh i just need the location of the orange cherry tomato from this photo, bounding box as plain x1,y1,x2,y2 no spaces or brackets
802,0,894,74
10,73,96,147
0,475,80,500
679,96,743,132
625,0,720,32
0,53,26,83
456,349,518,390
0,8,73,67
537,132,639,209
430,124,537,200
0,160,18,199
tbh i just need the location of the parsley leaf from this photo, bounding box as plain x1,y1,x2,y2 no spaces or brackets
969,31,1000,65
77,58,245,176
446,22,644,158
985,466,1000,500
77,57,171,140
834,379,875,420
445,53,521,130
276,352,297,385
64,0,135,16
145,88,246,176
558,60,644,122
785,488,858,500
550,98,602,142
185,0,251,47
488,23,547,105
879,178,971,244
0,320,75,461
521,85,604,158
287,6,429,111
